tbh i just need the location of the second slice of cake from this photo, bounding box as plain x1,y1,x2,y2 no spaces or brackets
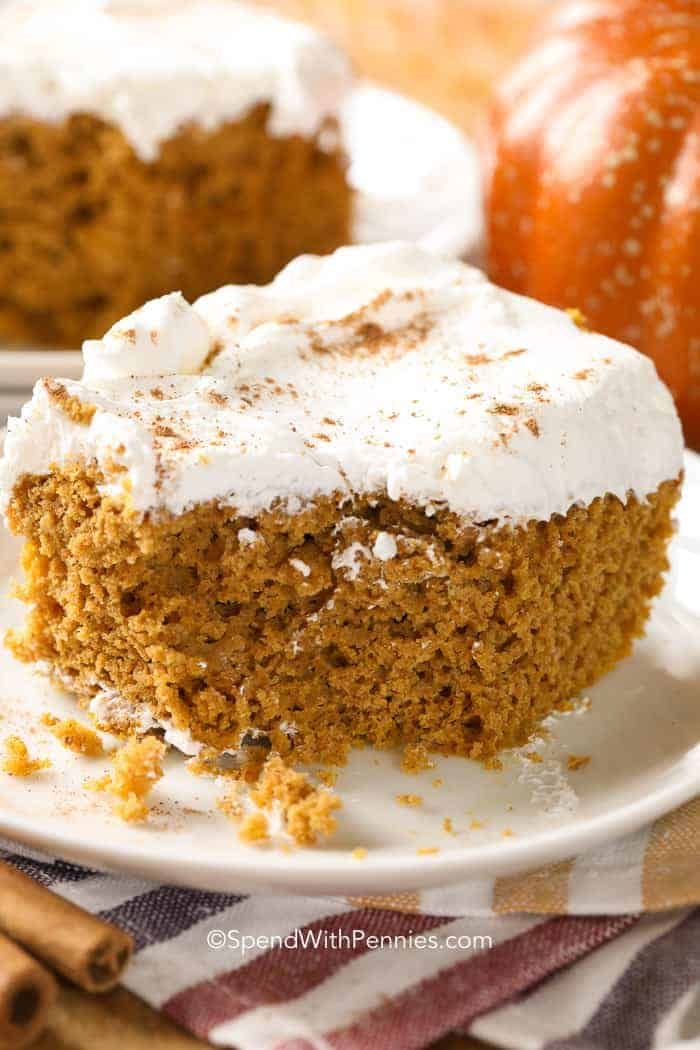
0,243,684,765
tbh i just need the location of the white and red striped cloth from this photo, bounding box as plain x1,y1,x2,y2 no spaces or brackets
3,796,700,1050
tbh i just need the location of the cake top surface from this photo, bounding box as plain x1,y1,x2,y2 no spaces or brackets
0,0,351,160
0,242,683,526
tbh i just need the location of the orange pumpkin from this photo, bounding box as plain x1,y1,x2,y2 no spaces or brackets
486,0,700,449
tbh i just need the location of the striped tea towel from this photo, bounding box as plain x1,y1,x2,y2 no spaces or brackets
2,794,700,1050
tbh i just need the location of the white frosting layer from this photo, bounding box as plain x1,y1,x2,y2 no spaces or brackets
0,0,351,161
0,242,684,526
88,689,205,755
0,2,481,259
83,292,211,381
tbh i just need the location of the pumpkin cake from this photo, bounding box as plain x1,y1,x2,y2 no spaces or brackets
0,0,352,347
0,242,684,766
0,0,480,351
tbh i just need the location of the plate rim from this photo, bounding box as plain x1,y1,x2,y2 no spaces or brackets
0,742,699,896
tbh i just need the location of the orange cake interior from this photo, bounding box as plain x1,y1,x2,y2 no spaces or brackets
6,468,678,765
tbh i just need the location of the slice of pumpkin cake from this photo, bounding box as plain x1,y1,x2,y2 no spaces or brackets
0,242,683,765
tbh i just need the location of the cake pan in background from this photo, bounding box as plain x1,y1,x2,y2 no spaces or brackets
0,83,483,424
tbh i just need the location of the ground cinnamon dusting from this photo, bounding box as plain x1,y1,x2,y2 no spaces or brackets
489,402,519,416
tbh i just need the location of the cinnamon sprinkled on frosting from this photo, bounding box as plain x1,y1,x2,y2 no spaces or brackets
1,242,683,528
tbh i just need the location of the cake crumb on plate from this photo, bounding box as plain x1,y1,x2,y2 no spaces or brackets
238,811,269,844
92,736,166,823
396,793,423,807
42,715,104,757
2,735,50,776
567,754,591,772
218,754,341,847
401,743,436,774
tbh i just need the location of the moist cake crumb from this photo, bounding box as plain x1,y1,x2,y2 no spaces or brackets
41,715,104,757
217,781,244,821
43,381,96,426
238,811,270,844
250,755,341,846
401,745,436,775
396,793,423,807
99,736,166,823
2,735,50,776
566,754,591,772
218,754,340,846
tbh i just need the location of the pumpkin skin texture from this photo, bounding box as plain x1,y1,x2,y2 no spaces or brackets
486,0,700,449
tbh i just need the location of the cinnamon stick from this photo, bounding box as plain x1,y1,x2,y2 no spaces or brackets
0,929,56,1048
0,860,133,993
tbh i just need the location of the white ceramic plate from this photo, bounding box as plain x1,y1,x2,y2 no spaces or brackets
0,452,698,896
0,82,483,418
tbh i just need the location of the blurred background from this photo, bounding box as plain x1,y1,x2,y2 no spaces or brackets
258,0,545,131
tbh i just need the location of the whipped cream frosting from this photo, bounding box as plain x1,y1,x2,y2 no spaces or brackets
0,1,482,258
0,242,684,526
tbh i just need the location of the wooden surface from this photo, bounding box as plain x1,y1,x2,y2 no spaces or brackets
33,981,491,1050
